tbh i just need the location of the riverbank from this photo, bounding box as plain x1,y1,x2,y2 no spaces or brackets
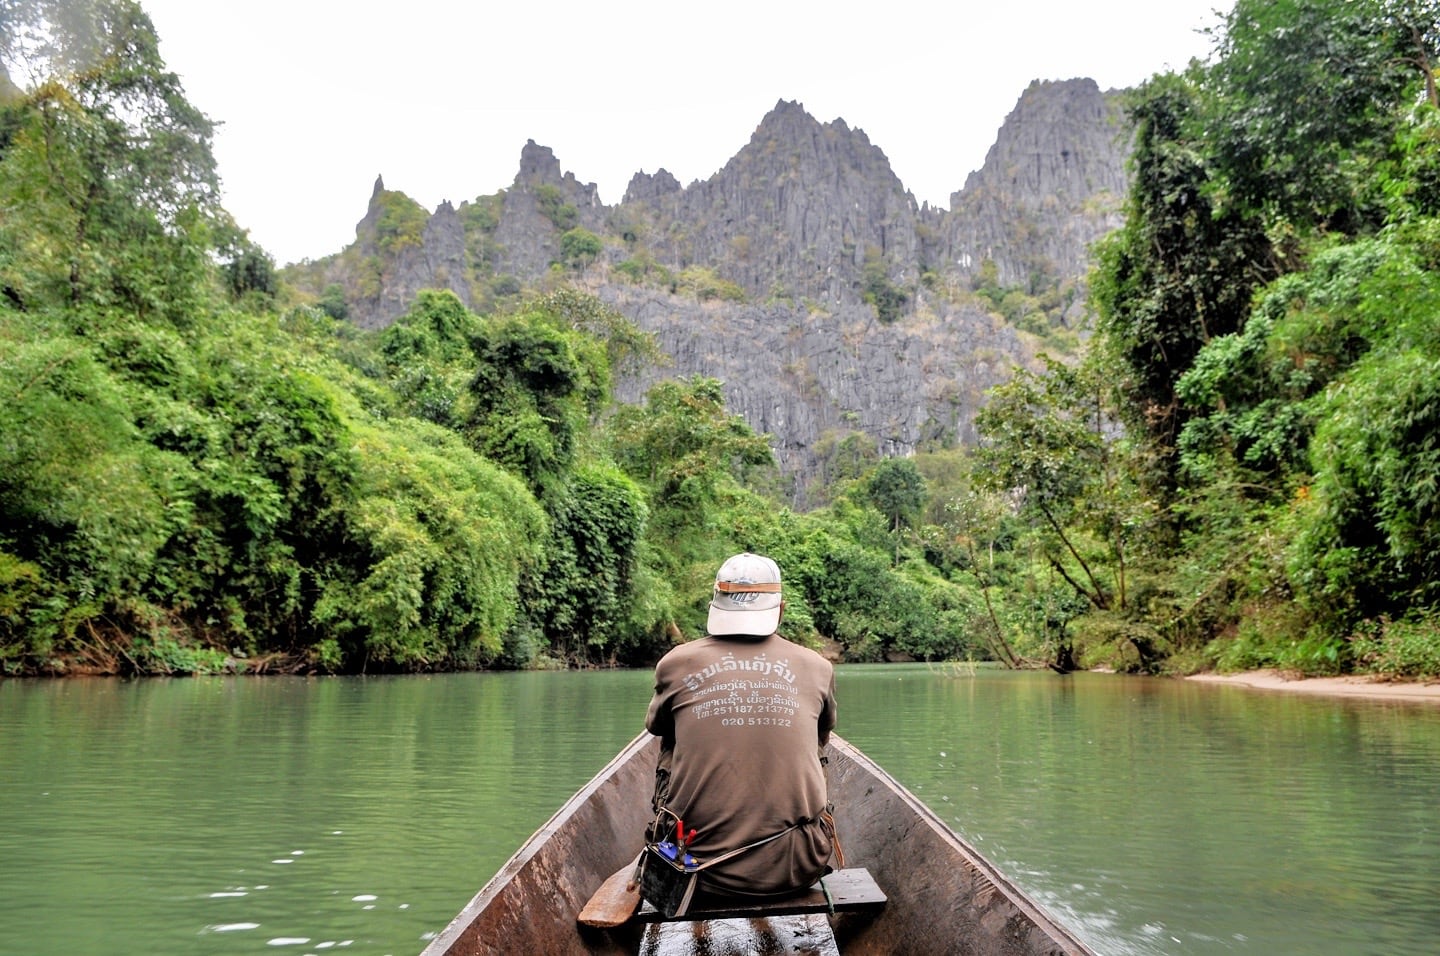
1186,669,1440,703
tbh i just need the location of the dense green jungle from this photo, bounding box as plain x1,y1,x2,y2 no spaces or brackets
2,0,1439,680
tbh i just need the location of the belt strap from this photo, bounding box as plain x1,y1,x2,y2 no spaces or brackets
686,819,802,872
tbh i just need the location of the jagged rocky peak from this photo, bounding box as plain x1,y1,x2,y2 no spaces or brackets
935,77,1131,294
516,139,562,186
513,139,602,208
425,199,464,252
352,174,401,246
353,174,387,238
323,173,470,330
753,98,824,137
735,99,908,197
490,141,609,280
660,98,920,307
623,168,683,205
955,77,1129,205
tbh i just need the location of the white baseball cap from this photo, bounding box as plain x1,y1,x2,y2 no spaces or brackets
706,552,783,636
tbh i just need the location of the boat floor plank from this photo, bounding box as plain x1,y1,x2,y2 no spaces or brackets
640,913,840,956
635,868,886,923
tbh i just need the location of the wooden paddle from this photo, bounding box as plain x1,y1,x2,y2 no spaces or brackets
577,853,643,928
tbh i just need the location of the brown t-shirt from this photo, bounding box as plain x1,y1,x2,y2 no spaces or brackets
644,632,837,897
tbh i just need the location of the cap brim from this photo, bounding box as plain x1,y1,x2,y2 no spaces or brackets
707,603,781,637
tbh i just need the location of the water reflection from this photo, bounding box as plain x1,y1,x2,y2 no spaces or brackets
3,667,1438,955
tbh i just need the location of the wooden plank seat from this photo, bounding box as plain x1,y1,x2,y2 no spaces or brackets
636,867,886,922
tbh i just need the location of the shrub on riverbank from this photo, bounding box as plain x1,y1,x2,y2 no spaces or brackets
1351,614,1440,679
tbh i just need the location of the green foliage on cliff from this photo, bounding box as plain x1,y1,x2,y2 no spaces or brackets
533,183,578,231
673,265,746,302
862,246,908,324
370,190,429,256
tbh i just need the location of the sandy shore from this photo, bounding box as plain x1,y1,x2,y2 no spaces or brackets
1186,669,1440,703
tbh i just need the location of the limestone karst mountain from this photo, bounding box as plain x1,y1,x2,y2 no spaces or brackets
285,78,1133,501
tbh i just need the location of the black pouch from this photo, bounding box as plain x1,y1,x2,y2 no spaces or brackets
636,842,700,918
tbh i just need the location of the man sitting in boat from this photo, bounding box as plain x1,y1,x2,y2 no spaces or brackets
644,551,839,899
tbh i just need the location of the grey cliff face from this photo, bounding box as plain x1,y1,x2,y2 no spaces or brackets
607,290,1028,488
419,201,469,303
287,81,1133,495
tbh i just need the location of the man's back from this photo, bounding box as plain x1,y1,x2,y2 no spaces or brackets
644,553,837,898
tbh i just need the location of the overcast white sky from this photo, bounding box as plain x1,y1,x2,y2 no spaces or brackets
139,1,1233,266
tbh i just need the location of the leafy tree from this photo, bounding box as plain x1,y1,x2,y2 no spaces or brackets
1175,240,1395,486
1164,221,1440,668
784,532,932,661
315,416,546,671
674,265,745,302
489,274,523,298
975,359,1109,609
1285,235,1440,625
465,302,610,495
1383,106,1440,224
0,0,221,322
1205,0,1437,232
378,290,478,426
222,237,277,305
0,327,176,639
614,252,673,287
1300,348,1440,620
317,284,349,321
382,289,476,365
609,376,774,518
1091,72,1274,491
558,227,602,271
943,487,1024,668
862,456,926,547
528,462,656,665
528,287,662,379
861,245,908,323
605,376,777,640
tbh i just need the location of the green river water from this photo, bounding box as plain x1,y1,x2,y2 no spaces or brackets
2,666,1438,955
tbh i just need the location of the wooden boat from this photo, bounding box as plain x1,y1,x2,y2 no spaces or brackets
420,732,1096,955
